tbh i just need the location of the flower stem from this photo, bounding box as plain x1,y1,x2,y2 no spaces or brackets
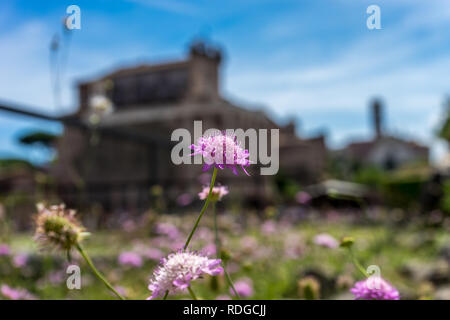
76,243,125,300
163,290,169,300
224,267,241,299
188,287,197,300
212,201,220,259
184,167,218,250
348,246,369,278
212,201,240,299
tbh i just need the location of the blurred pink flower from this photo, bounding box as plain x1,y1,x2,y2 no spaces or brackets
176,193,193,207
143,248,164,261
202,243,217,256
1,284,36,300
198,185,229,201
0,244,11,256
118,252,143,268
261,220,277,235
216,294,232,300
13,253,28,268
313,233,339,249
155,222,180,240
231,278,253,297
296,191,312,205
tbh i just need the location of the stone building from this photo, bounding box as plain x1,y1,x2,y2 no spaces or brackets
52,41,326,212
340,99,429,170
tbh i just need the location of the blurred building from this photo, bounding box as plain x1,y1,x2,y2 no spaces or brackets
340,99,429,170
52,41,326,212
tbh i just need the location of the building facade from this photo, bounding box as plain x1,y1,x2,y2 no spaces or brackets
52,41,327,212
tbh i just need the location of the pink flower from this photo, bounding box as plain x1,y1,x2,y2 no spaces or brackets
13,253,29,268
350,277,400,300
296,191,311,205
198,185,229,201
231,278,253,297
1,284,36,300
143,248,164,261
261,220,277,235
0,244,11,256
176,193,193,206
154,222,180,240
313,233,339,249
118,252,143,268
147,250,223,299
216,294,232,300
190,131,251,175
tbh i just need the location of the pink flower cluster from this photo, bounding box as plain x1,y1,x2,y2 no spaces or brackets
350,276,400,300
190,132,251,176
198,185,229,201
148,250,223,299
1,284,36,300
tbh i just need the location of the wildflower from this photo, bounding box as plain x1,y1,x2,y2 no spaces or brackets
216,294,232,300
198,185,229,202
190,131,251,175
143,248,164,261
261,220,277,235
350,277,400,300
34,203,88,252
296,191,311,205
154,222,180,240
118,252,143,268
0,244,11,256
313,233,339,249
230,277,253,297
176,193,193,206
147,250,223,299
12,253,28,268
1,284,36,300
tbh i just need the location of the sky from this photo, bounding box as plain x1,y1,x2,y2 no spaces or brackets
0,0,449,163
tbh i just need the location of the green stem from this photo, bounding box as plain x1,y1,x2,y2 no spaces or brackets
224,267,241,299
188,287,197,300
348,247,369,278
76,243,125,300
184,168,218,250
163,290,169,300
212,201,221,259
212,202,240,299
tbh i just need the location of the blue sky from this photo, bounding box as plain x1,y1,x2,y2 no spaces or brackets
0,0,449,163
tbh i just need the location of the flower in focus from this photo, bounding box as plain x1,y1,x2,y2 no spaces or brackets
230,277,253,297
1,284,36,300
198,185,229,202
350,276,400,300
313,233,339,249
118,252,143,268
34,203,89,252
190,131,251,175
0,244,11,256
147,250,223,299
